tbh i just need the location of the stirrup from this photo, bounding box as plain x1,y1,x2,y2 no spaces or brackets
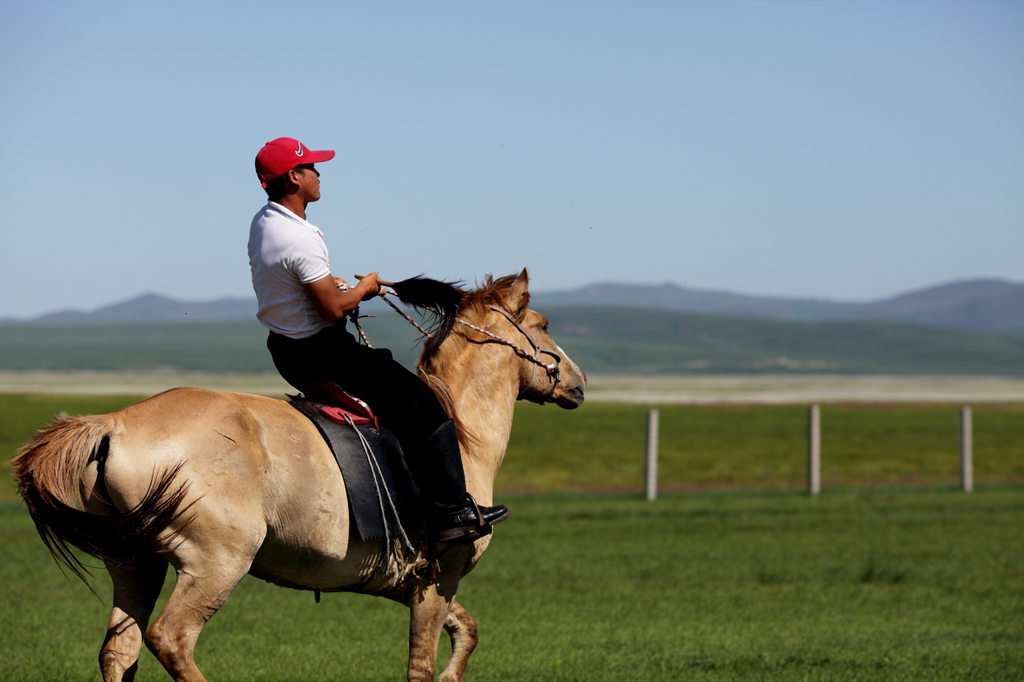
435,494,509,543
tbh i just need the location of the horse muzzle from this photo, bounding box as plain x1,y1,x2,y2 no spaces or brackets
553,382,585,409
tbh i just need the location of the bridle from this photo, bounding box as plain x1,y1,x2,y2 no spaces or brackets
354,294,563,403
475,306,562,403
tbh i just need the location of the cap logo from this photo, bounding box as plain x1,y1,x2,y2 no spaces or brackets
295,142,304,156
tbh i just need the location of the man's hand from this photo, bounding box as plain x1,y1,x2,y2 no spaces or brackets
357,272,382,300
305,271,381,323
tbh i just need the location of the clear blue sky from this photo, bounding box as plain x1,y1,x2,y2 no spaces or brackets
2,0,1021,318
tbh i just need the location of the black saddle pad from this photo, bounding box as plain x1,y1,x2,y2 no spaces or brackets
289,396,427,548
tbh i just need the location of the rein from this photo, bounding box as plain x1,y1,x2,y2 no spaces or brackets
349,291,562,402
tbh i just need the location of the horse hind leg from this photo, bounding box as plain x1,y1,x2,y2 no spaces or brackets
439,599,478,682
144,550,254,682
100,560,168,682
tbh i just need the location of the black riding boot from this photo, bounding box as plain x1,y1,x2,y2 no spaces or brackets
416,420,510,542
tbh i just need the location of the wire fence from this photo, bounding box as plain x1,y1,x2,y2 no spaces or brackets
643,405,981,499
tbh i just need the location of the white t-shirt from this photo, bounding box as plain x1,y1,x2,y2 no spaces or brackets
248,202,333,339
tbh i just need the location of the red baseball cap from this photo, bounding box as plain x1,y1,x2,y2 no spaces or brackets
255,137,336,188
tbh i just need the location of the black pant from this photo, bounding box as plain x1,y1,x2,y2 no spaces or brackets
267,322,449,449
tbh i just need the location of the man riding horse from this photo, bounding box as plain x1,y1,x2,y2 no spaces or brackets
248,137,508,542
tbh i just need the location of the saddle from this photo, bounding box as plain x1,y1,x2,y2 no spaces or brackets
288,381,428,555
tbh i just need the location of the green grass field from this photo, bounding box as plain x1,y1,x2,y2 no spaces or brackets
546,307,1024,376
3,395,1023,503
1,487,1022,681
3,393,1022,679
3,306,1023,376
502,401,1024,492
0,318,424,373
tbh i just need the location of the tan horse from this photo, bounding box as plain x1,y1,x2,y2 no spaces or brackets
12,270,585,682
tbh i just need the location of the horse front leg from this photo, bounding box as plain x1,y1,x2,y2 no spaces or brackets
439,599,478,682
406,577,459,682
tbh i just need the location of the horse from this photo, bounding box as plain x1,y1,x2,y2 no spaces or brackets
12,269,586,682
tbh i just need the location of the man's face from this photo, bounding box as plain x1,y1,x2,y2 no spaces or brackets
292,164,321,203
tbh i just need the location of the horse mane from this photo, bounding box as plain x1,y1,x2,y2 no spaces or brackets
417,273,529,447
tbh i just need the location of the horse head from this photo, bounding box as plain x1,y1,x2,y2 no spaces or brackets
483,269,586,409
420,269,585,411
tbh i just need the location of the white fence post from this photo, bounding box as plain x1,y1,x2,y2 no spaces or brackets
961,406,973,493
808,405,821,496
644,409,659,501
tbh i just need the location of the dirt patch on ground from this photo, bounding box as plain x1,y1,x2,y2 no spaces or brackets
582,374,1024,404
1,371,1022,404
0,371,293,397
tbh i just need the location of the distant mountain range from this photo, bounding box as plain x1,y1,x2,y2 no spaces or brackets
531,278,1024,336
6,278,1023,335
22,294,259,323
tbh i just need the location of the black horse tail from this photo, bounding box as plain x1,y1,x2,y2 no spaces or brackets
385,276,464,355
11,415,193,587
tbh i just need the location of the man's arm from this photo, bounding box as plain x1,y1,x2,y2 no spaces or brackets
304,272,381,323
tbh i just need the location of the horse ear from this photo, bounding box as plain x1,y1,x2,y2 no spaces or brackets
509,268,530,316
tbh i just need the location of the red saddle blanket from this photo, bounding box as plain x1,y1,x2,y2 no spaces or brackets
315,387,380,431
